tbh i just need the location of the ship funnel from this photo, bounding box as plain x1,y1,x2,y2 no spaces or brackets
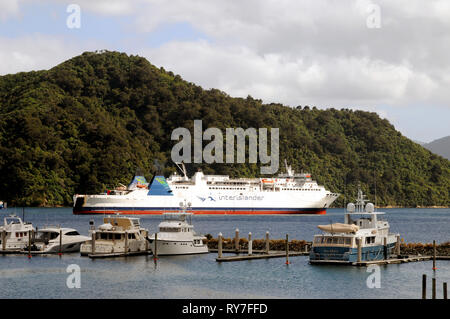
147,176,173,196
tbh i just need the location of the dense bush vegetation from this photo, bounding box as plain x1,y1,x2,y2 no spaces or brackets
0,51,449,207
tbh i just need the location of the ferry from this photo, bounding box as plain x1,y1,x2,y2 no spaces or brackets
309,187,399,264
73,161,339,215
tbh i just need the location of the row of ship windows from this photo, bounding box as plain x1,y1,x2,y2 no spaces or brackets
13,232,29,238
174,186,321,191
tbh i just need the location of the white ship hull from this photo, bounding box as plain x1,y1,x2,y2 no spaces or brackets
73,169,339,215
150,239,208,255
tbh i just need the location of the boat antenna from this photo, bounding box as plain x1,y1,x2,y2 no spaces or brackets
22,207,25,222
374,170,377,211
343,175,346,213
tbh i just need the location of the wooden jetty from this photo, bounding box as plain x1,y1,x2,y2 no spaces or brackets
310,255,449,266
214,231,307,262
216,251,306,262
88,251,151,259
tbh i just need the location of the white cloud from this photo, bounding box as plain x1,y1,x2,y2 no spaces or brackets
2,0,450,113
125,0,450,110
0,34,100,75
0,0,20,21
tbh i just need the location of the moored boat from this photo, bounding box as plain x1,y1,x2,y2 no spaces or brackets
32,227,89,253
80,215,150,257
309,187,399,264
0,214,34,251
148,202,208,256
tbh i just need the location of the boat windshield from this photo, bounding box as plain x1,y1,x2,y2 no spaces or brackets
314,236,352,246
35,231,60,240
5,217,21,225
159,227,180,232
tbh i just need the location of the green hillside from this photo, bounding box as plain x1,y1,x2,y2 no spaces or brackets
0,51,449,207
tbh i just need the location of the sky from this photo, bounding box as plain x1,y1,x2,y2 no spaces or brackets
1,0,449,143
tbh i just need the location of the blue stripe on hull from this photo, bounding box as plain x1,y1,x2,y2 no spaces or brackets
309,243,396,262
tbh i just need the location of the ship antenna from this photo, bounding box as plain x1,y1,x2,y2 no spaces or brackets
175,162,188,181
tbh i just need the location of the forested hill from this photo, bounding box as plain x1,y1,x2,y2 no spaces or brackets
0,51,449,207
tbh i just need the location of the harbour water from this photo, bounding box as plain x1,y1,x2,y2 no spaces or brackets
0,208,449,299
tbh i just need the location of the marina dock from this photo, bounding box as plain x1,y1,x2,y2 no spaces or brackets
215,251,307,262
310,255,450,266
88,251,151,259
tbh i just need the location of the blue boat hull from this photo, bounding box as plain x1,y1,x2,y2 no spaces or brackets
309,243,396,262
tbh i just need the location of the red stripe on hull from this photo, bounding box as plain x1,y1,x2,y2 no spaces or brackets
74,209,327,215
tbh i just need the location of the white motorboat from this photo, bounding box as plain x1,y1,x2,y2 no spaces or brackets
80,215,149,257
33,227,89,253
0,214,34,251
148,203,208,255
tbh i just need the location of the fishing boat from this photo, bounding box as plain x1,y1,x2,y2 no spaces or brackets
148,202,208,256
80,215,150,257
309,187,399,264
32,227,89,253
0,214,34,251
73,161,339,215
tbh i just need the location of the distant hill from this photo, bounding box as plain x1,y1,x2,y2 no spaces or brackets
0,51,449,207
423,136,450,160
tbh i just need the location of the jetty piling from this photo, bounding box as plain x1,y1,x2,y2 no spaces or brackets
433,240,437,270
444,282,448,300
58,229,62,256
153,232,158,259
285,234,290,265
2,230,6,251
91,231,95,255
383,237,388,260
235,229,239,252
265,231,270,254
145,230,149,252
395,235,400,256
248,232,252,256
432,277,436,299
124,231,128,255
28,230,31,258
218,232,223,258
357,238,362,263
422,274,427,299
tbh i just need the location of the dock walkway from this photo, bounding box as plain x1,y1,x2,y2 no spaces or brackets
310,255,449,266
